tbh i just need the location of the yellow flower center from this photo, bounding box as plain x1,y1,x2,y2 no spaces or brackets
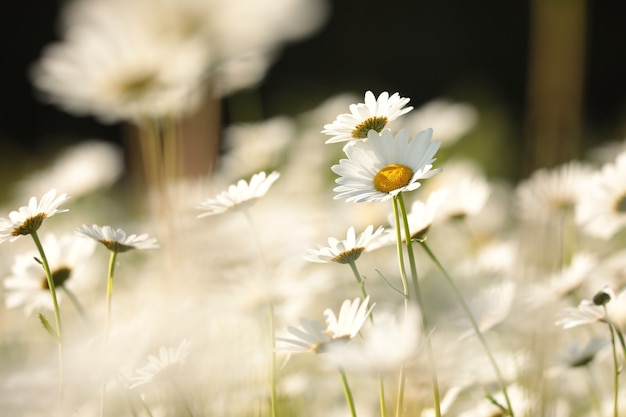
41,266,72,289
351,116,388,139
100,239,135,253
614,194,626,213
331,247,365,264
374,164,413,193
12,213,47,236
116,72,158,101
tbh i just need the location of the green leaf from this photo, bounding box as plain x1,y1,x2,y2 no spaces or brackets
38,313,60,344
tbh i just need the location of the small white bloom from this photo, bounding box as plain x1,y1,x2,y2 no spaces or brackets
129,339,191,388
458,281,516,339
76,224,159,252
304,225,386,264
0,189,70,243
197,171,280,217
332,128,441,203
322,91,413,145
3,233,96,315
276,296,373,353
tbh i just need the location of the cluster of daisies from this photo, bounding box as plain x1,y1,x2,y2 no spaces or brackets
4,89,626,417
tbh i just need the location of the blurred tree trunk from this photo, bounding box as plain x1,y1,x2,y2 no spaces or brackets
523,0,587,176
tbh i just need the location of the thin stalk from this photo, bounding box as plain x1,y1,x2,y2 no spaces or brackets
339,367,358,417
31,230,63,395
391,196,410,309
419,240,514,416
604,307,620,417
396,194,441,417
347,259,369,301
395,366,406,417
100,249,119,417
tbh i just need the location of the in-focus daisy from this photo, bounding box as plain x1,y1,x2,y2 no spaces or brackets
0,189,70,243
577,152,626,239
304,225,386,264
196,171,280,217
3,233,96,315
331,128,441,203
276,296,373,353
129,338,191,388
76,224,159,253
322,91,413,144
516,161,593,224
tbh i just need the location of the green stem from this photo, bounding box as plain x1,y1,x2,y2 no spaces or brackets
604,307,619,417
391,196,410,310
395,366,405,417
339,367,358,417
347,259,369,302
419,240,514,416
31,230,63,395
396,194,441,417
100,249,119,417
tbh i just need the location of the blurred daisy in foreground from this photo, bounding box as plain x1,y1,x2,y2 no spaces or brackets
304,225,386,264
276,297,373,354
196,171,280,217
0,189,70,244
322,91,413,144
18,140,124,199
332,128,441,203
76,224,159,253
516,161,592,225
129,338,191,388
458,281,516,339
3,234,96,315
577,152,626,240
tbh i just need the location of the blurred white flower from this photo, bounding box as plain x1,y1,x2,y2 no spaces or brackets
129,338,191,388
276,297,373,354
516,161,593,224
402,98,478,146
197,171,280,217
458,281,516,339
76,224,159,252
304,225,386,264
577,151,626,240
18,140,124,199
3,233,96,315
322,91,413,145
555,286,625,330
332,129,441,203
0,189,70,243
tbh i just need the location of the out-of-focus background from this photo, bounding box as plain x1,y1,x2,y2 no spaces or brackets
1,0,626,190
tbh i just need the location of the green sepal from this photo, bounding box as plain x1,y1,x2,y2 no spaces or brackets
38,313,61,344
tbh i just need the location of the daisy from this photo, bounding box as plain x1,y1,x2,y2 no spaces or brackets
516,161,593,224
76,224,159,253
3,234,96,315
555,287,617,329
458,281,516,339
276,296,373,353
331,128,441,203
322,91,413,144
0,189,70,243
304,225,386,264
129,338,191,388
577,151,626,239
196,171,280,217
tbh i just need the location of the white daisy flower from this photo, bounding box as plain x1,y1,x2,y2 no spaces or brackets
304,225,386,264
322,91,413,144
577,151,626,239
516,161,593,224
276,296,373,353
196,171,280,217
555,286,625,329
0,189,70,243
3,233,96,315
76,224,159,252
129,338,191,388
331,128,441,203
458,281,516,339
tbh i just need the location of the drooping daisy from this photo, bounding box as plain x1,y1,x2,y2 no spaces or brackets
3,233,96,315
276,296,373,353
129,338,191,388
555,286,620,329
322,91,413,144
331,128,441,203
76,224,159,253
0,189,70,244
577,151,626,239
516,161,593,225
196,171,280,217
304,225,386,264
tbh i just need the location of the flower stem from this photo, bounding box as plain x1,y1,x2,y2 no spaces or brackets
339,367,358,417
418,240,515,417
30,230,63,395
604,307,620,417
396,194,441,417
347,259,369,302
100,249,119,417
